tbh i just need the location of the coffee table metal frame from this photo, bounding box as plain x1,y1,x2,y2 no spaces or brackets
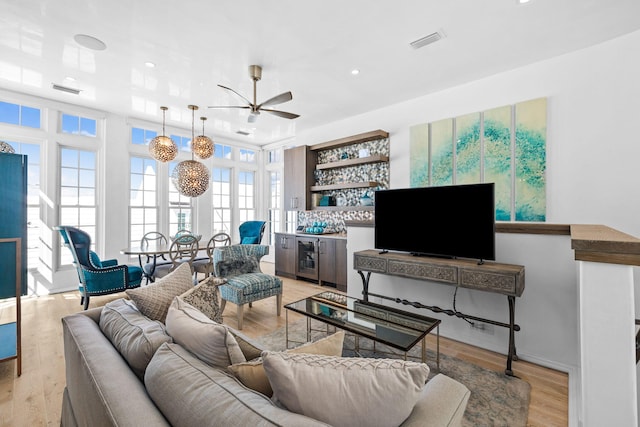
284,291,440,370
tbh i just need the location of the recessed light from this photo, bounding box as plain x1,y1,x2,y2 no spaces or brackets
351,69,360,75
145,62,156,68
517,0,531,3
64,76,76,82
73,34,106,51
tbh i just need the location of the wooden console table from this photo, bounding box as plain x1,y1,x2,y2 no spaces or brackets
353,249,525,375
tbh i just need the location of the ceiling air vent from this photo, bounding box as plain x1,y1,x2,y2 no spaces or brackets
409,31,444,49
236,130,251,136
52,84,81,95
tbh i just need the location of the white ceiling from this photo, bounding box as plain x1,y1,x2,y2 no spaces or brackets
1,0,639,146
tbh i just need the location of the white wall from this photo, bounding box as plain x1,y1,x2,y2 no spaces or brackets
299,30,640,380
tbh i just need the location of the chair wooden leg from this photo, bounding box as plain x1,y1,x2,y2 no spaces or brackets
220,299,226,313
237,304,244,330
83,295,90,310
80,296,84,306
249,302,252,308
276,294,282,316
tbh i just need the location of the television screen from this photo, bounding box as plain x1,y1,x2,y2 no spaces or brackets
374,183,496,261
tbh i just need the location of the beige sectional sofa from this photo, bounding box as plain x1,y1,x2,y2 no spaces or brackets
60,267,470,427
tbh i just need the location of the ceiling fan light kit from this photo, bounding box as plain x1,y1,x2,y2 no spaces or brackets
208,64,300,122
149,106,178,162
171,105,210,197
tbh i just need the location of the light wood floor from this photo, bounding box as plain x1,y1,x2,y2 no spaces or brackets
0,262,568,427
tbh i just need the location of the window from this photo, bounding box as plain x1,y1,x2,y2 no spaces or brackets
131,127,157,145
61,113,97,137
267,148,282,164
238,170,255,222
211,167,231,234
129,157,158,249
213,143,232,159
170,134,191,152
6,141,40,269
239,148,256,163
60,148,96,265
267,171,281,246
0,101,40,128
168,162,193,235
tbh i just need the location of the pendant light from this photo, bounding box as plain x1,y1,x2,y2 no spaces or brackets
171,105,210,197
192,116,214,159
149,106,177,162
0,140,15,154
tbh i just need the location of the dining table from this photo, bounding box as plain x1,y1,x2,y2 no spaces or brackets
120,242,208,283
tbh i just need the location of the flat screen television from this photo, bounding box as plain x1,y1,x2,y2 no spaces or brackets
374,183,496,261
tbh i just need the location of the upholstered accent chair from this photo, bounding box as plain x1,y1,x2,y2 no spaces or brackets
212,244,282,329
238,221,266,244
56,226,142,310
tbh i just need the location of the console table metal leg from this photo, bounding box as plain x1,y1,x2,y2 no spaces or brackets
437,324,440,372
306,317,311,342
506,295,516,376
357,270,371,301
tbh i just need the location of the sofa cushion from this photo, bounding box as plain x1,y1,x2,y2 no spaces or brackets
145,343,329,427
126,262,193,323
178,276,226,323
228,330,345,397
98,298,172,379
164,297,246,368
262,352,430,427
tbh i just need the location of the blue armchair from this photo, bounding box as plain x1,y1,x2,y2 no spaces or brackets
212,244,282,329
238,221,266,244
56,226,142,310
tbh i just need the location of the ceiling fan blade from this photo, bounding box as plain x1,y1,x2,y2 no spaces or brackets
207,105,251,110
217,84,252,106
261,108,300,119
258,91,293,108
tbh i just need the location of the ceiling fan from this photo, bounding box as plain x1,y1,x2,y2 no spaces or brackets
208,65,300,123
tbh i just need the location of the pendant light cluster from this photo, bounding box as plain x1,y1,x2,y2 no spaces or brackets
148,106,177,162
149,105,214,198
0,141,15,154
170,105,212,198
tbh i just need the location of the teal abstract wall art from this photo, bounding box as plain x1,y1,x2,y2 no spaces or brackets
408,97,546,222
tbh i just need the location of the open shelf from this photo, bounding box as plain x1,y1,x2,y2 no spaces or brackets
310,181,380,192
315,154,389,171
312,206,375,211
309,130,389,151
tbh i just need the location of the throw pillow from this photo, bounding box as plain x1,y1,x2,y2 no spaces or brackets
164,297,246,368
228,330,345,397
227,327,267,361
145,343,325,427
178,276,226,323
262,352,430,427
125,261,193,323
99,298,172,379
216,257,260,277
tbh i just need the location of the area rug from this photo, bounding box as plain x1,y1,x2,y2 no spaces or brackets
254,319,531,427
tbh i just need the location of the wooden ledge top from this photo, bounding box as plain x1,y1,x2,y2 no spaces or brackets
570,224,640,266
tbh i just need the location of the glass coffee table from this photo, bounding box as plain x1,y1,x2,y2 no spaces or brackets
285,291,441,369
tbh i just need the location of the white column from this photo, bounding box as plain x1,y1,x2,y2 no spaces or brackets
578,261,637,426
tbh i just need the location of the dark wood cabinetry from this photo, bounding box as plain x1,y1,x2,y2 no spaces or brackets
283,145,316,211
274,233,296,277
319,237,347,292
274,233,347,292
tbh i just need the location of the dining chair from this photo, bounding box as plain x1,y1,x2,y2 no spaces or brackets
140,231,168,283
193,232,232,280
151,234,199,281
56,225,142,310
238,221,266,244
